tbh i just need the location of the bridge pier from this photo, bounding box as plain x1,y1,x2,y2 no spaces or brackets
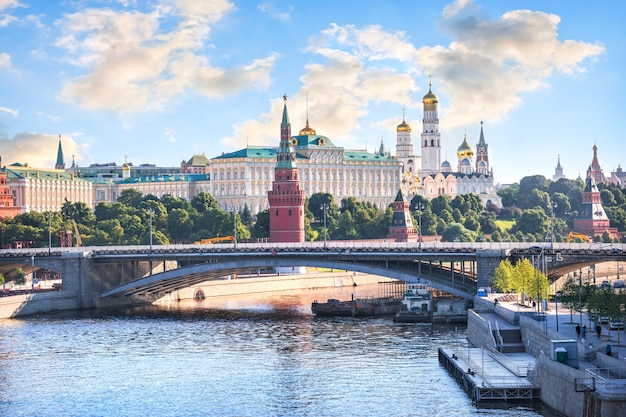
476,249,507,291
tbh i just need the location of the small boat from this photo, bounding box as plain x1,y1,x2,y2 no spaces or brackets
393,283,432,323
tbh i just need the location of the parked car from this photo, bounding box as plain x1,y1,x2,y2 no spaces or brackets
609,320,624,330
601,280,611,289
614,280,624,289
599,316,610,324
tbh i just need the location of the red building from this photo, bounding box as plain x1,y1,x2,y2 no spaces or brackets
268,96,305,243
0,157,21,219
387,189,418,242
573,176,619,239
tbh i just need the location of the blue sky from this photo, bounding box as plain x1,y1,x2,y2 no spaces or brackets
0,0,623,185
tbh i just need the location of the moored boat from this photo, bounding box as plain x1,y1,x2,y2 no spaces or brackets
312,297,402,317
393,282,432,323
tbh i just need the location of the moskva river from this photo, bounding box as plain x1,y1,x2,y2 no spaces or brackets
0,290,561,417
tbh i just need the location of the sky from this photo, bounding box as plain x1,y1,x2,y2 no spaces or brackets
0,0,623,185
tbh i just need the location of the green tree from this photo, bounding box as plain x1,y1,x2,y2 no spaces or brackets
191,192,219,213
497,184,519,208
14,267,25,285
492,259,514,293
251,209,270,239
513,207,549,237
308,193,337,221
117,189,144,208
478,211,498,235
441,223,474,242
518,175,549,209
167,208,194,241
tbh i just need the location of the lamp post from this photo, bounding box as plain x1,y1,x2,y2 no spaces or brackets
48,212,52,255
148,209,154,252
550,201,557,249
416,203,424,251
321,204,329,249
232,209,238,250
31,255,36,292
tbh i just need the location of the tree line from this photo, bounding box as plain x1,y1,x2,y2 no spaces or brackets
0,174,625,248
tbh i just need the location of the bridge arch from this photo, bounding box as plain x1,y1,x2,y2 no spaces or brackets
101,255,478,300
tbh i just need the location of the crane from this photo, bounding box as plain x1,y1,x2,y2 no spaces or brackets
567,231,591,243
194,236,235,244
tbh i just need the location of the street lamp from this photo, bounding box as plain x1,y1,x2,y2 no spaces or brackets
47,212,52,255
148,209,154,252
31,255,36,292
416,203,424,251
321,204,329,249
232,209,238,250
550,201,557,249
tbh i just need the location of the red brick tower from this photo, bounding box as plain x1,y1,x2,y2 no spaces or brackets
387,189,418,242
268,96,305,242
573,176,618,239
0,157,20,219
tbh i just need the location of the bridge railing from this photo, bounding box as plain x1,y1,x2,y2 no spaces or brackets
1,241,623,257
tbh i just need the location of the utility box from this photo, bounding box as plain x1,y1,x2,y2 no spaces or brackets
550,340,578,368
555,347,567,364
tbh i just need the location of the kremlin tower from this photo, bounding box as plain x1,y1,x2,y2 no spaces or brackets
268,96,306,243
573,175,618,239
387,188,417,242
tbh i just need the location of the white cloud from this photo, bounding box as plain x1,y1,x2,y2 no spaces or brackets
0,106,18,116
0,133,83,168
0,52,10,69
222,3,604,151
0,0,21,13
257,2,291,21
57,0,275,113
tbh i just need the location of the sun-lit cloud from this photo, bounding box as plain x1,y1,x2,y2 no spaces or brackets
0,52,11,69
257,3,291,21
56,0,275,113
0,106,18,116
0,0,21,13
223,1,604,151
0,133,83,168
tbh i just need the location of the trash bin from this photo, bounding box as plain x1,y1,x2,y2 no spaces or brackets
555,347,568,364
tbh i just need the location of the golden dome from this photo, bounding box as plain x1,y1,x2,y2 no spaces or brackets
457,134,474,158
423,84,438,104
299,119,316,136
397,117,411,132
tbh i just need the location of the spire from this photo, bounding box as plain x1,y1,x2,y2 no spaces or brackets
556,154,562,169
55,134,65,170
379,137,386,156
478,121,486,146
277,95,296,169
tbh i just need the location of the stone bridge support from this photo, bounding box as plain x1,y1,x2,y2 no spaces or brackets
476,249,506,291
36,253,176,310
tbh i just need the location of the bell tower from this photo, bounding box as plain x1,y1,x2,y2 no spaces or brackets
420,78,441,175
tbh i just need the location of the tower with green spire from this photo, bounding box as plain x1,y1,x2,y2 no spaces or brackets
55,135,65,170
268,95,305,242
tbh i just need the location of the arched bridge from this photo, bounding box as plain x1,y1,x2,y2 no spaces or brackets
0,241,624,315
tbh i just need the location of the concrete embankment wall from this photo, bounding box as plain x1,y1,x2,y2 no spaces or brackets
158,272,395,302
0,291,80,319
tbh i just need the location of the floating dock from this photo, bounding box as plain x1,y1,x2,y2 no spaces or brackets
438,347,540,402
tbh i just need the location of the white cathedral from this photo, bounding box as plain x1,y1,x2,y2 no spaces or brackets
392,82,501,208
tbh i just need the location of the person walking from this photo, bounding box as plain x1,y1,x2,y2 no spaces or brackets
596,324,602,339
576,324,581,339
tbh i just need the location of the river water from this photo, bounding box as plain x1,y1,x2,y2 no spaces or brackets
0,286,561,417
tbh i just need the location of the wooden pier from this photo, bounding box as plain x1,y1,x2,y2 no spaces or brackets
439,347,540,402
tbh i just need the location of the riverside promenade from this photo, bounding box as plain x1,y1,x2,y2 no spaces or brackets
443,296,626,417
